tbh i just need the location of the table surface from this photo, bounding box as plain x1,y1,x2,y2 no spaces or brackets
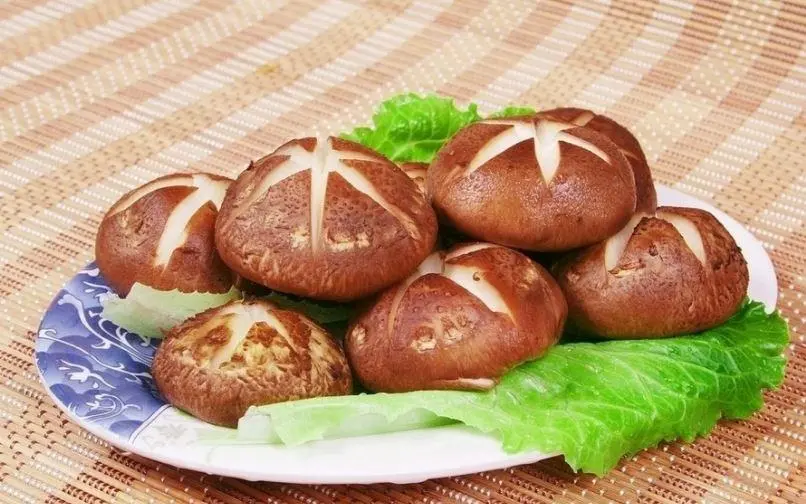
1,0,804,502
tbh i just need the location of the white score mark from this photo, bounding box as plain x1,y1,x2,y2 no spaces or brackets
386,246,512,337
604,212,707,271
239,137,419,253
558,110,640,163
109,174,229,266
466,119,611,183
206,302,292,369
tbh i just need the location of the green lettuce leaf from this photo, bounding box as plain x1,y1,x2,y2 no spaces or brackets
239,301,787,475
488,105,536,118
262,291,355,325
101,283,240,338
342,93,481,163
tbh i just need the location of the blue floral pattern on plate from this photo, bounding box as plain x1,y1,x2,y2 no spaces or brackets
35,263,168,441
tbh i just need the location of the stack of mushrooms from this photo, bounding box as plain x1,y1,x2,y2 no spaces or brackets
95,109,749,427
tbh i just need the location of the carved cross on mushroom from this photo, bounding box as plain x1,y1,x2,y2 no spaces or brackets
152,299,352,427
534,107,657,213
555,206,746,339
604,211,707,272
107,173,229,266
201,301,293,369
466,119,611,183
386,243,512,338
557,109,643,164
215,136,437,301
233,137,419,253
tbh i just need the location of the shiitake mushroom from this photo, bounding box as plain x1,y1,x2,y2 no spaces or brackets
152,298,352,427
535,107,657,213
96,173,234,295
554,206,749,339
346,243,567,392
427,115,637,252
215,136,437,302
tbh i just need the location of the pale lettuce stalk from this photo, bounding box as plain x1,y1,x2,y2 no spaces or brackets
101,283,240,338
238,301,787,475
238,405,454,444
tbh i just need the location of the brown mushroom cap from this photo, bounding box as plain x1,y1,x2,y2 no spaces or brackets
554,206,749,339
346,243,567,392
151,298,352,427
400,162,428,194
536,107,657,212
95,173,234,296
215,136,437,302
427,116,637,252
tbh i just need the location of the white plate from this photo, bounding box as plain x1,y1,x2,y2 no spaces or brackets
34,185,777,484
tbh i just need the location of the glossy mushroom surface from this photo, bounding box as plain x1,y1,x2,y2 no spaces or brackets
427,116,636,252
554,206,749,339
536,107,656,212
152,299,352,427
216,137,437,301
346,243,567,392
96,173,234,296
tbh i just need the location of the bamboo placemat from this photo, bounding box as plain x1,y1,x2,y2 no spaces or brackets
1,0,804,502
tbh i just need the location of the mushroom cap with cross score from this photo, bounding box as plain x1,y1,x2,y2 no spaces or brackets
95,172,235,296
535,107,657,213
215,136,437,302
346,243,567,392
554,206,749,339
152,298,352,427
427,116,638,252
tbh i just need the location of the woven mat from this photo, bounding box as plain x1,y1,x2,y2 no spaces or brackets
1,0,804,502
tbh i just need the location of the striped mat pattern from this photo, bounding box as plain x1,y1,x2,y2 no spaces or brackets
1,0,804,502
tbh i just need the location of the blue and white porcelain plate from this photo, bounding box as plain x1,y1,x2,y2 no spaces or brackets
35,185,778,484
